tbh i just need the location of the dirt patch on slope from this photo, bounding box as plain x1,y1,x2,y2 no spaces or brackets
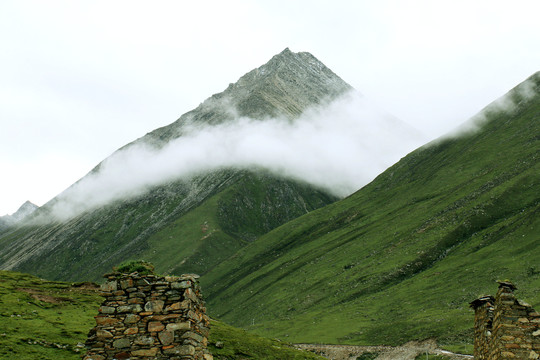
70,282,100,292
17,288,75,304
294,340,473,360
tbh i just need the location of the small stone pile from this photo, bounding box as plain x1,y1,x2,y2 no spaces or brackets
84,272,212,360
470,281,540,360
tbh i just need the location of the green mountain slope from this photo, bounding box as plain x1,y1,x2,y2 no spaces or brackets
0,49,346,281
201,72,540,348
0,170,336,282
0,270,324,360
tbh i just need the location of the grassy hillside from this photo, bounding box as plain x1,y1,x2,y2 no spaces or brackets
201,72,540,349
0,170,335,282
0,270,101,359
0,270,324,360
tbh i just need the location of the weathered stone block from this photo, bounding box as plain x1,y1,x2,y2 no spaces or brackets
181,331,205,343
99,306,115,314
199,325,210,337
95,316,118,325
113,351,130,359
163,345,195,356
148,321,165,332
119,278,133,289
101,281,117,292
123,327,138,335
145,299,165,312
124,314,140,324
96,330,113,339
129,291,146,298
117,304,143,313
158,330,175,345
128,298,144,305
187,310,201,322
165,302,183,311
171,281,191,289
83,354,105,360
113,338,130,349
131,348,159,357
184,288,198,302
149,314,182,321
134,336,155,346
166,322,191,332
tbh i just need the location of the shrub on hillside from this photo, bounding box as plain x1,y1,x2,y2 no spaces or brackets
114,260,155,275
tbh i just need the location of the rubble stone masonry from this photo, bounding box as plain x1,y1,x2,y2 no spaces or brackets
84,272,212,360
471,281,540,360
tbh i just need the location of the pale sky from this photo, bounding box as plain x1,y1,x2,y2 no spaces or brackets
1,0,539,216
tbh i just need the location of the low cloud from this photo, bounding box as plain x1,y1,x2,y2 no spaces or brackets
46,91,426,220
443,76,538,139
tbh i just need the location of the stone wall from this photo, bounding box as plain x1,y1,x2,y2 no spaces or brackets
470,295,495,360
470,281,540,360
84,272,212,360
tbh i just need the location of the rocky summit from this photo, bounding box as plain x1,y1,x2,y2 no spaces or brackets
141,47,352,146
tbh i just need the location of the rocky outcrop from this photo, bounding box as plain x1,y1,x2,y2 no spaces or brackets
84,273,212,360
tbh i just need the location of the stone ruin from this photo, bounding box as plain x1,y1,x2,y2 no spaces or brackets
83,272,212,360
470,281,540,360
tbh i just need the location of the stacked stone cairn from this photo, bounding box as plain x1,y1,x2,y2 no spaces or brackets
470,281,540,360
84,272,212,360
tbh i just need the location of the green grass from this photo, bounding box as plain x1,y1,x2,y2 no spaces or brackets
208,320,325,359
414,355,452,360
0,270,101,359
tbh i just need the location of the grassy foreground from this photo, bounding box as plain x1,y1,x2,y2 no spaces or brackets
0,270,323,359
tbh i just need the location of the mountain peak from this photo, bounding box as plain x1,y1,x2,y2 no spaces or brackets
249,47,342,86
265,47,301,65
144,49,352,144
277,47,293,57
11,201,38,222
231,48,353,118
0,201,38,229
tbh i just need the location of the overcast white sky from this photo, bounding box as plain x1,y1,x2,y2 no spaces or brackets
1,0,539,216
